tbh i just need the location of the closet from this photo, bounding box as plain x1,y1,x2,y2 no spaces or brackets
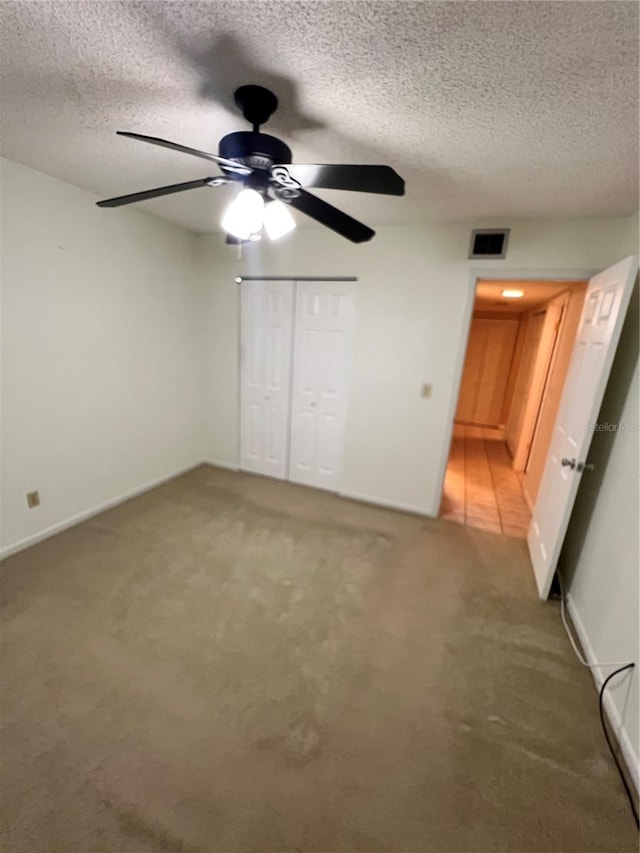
239,279,355,492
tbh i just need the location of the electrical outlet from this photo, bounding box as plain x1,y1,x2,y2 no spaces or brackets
26,491,40,508
421,383,432,399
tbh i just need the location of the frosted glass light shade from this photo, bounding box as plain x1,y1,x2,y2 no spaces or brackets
264,200,296,240
221,188,264,239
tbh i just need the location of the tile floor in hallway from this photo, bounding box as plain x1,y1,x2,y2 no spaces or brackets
440,424,531,537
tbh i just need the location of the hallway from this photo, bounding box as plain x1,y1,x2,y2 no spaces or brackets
440,425,531,537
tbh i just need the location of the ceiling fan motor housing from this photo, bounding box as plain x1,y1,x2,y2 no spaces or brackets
234,84,278,126
219,131,292,172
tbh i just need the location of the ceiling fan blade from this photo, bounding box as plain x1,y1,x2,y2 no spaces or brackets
225,234,248,244
279,164,405,195
286,190,374,243
116,131,252,175
96,177,220,208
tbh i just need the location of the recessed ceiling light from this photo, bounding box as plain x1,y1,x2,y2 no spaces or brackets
502,289,524,298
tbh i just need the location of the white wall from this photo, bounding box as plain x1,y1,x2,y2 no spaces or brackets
196,213,638,515
0,159,205,554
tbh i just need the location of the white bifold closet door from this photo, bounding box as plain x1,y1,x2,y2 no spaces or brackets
239,280,354,491
240,281,294,479
288,282,355,491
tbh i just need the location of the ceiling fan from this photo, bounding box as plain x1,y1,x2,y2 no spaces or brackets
96,85,405,244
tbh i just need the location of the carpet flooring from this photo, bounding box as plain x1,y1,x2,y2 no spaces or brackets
0,465,636,852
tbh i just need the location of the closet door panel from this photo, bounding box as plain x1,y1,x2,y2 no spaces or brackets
240,281,294,479
289,282,355,491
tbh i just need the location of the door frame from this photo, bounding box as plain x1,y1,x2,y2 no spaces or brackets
513,290,570,472
436,267,599,513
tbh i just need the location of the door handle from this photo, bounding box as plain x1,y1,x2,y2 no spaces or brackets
561,458,576,469
577,461,594,473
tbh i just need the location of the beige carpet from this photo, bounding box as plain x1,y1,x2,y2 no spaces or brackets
1,465,636,852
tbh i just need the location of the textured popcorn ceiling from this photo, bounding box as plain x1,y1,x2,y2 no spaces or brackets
1,1,638,233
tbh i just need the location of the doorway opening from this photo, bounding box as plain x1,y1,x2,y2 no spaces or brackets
440,277,587,536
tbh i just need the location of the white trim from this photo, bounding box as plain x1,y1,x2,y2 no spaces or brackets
0,462,206,560
339,489,431,518
431,269,478,515
202,459,239,472
566,593,639,795
203,469,429,516
433,267,601,518
235,280,242,471
465,267,599,282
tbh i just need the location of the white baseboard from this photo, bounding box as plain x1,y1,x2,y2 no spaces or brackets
202,469,432,519
0,462,206,560
338,489,431,518
202,459,240,472
565,594,639,795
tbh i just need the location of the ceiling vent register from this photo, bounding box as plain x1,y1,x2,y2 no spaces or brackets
468,229,510,259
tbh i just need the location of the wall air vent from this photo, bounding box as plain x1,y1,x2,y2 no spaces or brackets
468,229,510,259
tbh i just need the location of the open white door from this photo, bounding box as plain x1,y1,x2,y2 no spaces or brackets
240,281,294,479
528,256,638,599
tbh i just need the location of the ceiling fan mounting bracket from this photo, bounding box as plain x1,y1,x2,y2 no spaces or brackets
234,85,278,130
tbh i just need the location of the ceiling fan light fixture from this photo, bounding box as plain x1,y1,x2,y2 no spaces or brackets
263,199,296,240
98,85,404,243
221,187,264,239
501,289,524,298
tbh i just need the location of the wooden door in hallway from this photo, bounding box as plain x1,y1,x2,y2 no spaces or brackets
528,255,639,599
455,318,519,427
